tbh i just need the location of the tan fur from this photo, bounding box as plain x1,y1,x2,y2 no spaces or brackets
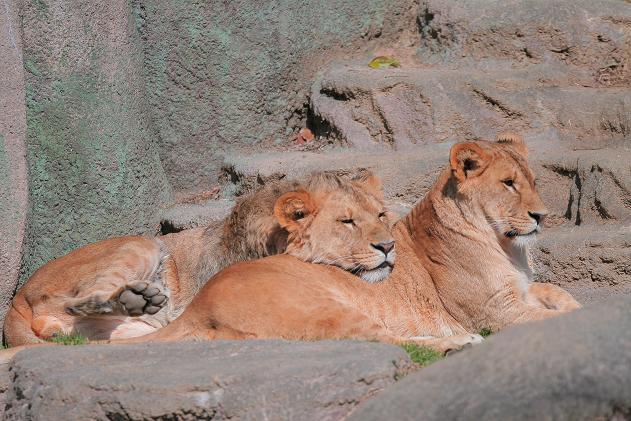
118,133,580,352
3,172,385,346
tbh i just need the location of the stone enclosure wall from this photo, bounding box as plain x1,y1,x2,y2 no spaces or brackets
1,0,630,331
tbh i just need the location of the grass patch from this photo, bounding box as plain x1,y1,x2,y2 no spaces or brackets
401,343,443,367
479,328,493,338
48,332,88,345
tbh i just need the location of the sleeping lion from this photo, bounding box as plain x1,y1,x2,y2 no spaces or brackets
3,171,392,345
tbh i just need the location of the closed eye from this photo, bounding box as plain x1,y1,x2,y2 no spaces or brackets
340,218,354,225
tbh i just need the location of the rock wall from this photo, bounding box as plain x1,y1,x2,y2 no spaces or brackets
17,0,174,285
137,0,417,191
0,0,28,328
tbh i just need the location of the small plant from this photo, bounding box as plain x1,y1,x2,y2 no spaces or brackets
479,327,493,338
401,343,443,367
48,332,88,345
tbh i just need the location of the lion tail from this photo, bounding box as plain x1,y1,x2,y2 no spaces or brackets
3,294,44,347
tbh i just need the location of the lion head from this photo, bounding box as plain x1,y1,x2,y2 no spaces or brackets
273,172,396,283
449,132,548,248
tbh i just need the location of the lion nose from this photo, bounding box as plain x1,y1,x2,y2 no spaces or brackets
372,241,395,256
528,211,546,225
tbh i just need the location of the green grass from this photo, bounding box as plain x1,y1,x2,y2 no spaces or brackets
479,328,493,338
401,343,444,367
48,332,88,345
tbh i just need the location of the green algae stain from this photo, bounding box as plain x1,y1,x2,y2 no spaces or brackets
24,59,42,77
31,0,49,16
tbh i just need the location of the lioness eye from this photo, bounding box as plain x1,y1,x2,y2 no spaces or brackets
341,218,354,225
378,212,387,219
503,179,514,187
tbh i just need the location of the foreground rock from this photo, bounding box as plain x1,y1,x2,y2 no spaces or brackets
349,296,631,421
4,340,412,420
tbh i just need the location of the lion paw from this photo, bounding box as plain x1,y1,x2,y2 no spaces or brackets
118,282,168,317
444,333,484,356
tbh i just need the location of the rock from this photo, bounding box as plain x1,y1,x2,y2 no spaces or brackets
158,199,235,233
417,0,631,89
0,0,29,338
4,340,413,420
138,0,418,191
18,0,173,286
533,226,631,305
349,296,631,421
0,363,10,420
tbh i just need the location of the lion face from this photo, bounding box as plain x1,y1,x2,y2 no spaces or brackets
274,173,396,283
449,133,548,247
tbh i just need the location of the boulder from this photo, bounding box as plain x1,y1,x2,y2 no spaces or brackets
349,296,631,421
3,340,413,420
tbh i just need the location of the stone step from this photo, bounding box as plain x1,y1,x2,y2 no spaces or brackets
311,64,631,151
157,199,235,233
533,224,631,305
3,340,413,420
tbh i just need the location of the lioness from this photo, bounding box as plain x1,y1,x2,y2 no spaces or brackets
4,172,390,346
116,133,579,352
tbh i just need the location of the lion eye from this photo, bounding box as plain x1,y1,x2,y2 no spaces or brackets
503,179,514,187
378,212,387,219
341,218,354,225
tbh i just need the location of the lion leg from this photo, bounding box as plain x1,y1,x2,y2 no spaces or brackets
526,282,581,312
379,333,484,354
65,251,176,318
510,306,568,325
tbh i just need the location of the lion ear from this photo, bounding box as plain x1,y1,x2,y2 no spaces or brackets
496,132,528,158
352,170,384,200
449,142,491,182
273,190,316,231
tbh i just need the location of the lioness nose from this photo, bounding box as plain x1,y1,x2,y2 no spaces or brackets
372,241,395,256
528,211,546,224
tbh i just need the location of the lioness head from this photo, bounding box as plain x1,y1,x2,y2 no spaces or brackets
273,172,396,283
449,132,548,247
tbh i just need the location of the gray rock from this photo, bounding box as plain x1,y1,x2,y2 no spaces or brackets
533,226,631,305
0,0,28,339
4,340,413,420
138,0,417,191
349,296,631,421
158,199,235,233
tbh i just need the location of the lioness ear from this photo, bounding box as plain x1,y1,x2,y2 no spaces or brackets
496,132,528,158
449,142,491,182
352,170,384,200
273,190,316,231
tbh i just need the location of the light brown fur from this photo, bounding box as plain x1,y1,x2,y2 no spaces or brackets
4,172,384,346
116,133,580,352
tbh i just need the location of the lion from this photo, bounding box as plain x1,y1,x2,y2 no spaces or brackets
113,133,580,352
4,171,390,346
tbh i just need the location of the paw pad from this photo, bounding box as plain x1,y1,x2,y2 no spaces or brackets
119,282,168,317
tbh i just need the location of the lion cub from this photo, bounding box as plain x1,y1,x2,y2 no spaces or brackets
4,171,393,346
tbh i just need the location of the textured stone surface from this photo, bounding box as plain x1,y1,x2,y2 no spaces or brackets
137,0,417,191
0,0,29,334
159,199,235,233
18,0,173,284
4,340,413,420
349,296,631,421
